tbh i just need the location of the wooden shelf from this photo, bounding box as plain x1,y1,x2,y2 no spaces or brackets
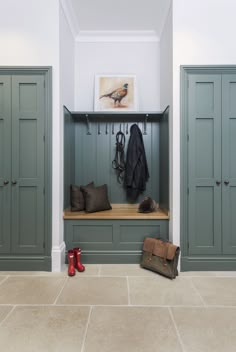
64,105,170,122
64,204,169,220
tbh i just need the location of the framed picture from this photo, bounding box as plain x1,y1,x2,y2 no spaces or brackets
94,74,138,112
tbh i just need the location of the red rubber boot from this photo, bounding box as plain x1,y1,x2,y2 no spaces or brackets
73,248,85,272
67,250,76,277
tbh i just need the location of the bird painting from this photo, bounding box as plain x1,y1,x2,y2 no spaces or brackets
100,83,128,107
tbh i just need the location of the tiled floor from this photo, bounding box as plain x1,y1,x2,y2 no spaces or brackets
0,265,236,351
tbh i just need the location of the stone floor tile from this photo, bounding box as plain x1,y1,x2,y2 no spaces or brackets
100,264,157,276
84,306,182,352
0,306,90,352
0,306,13,323
192,277,236,306
0,276,7,284
171,307,236,352
129,276,204,306
179,271,217,277
0,277,66,304
57,277,128,305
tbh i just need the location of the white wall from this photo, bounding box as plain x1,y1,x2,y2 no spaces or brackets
58,3,75,271
60,6,75,109
75,41,160,111
0,0,63,271
160,5,173,240
172,0,236,249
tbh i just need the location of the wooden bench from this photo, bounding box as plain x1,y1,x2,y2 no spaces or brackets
64,204,169,263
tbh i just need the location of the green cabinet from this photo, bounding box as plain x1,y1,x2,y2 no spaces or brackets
0,73,48,268
181,67,236,270
222,75,236,255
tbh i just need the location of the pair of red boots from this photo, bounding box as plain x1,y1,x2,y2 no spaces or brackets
68,248,85,277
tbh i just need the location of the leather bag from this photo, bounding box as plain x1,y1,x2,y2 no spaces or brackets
141,238,180,279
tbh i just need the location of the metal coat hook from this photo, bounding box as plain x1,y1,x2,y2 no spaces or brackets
85,114,91,135
119,123,122,132
112,123,114,135
98,123,101,135
143,114,148,135
105,123,108,134
126,123,129,135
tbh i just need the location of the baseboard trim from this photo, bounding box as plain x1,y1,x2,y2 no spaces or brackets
181,256,236,271
0,256,51,271
51,242,66,272
66,250,142,264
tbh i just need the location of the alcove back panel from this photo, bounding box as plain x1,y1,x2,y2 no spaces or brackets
74,121,160,204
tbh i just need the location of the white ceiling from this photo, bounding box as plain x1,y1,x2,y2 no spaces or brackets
61,0,172,40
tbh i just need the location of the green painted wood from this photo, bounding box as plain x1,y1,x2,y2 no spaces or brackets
181,256,236,271
11,75,45,255
181,66,236,272
222,75,236,254
64,106,75,208
0,67,52,270
64,219,168,263
0,75,11,253
188,74,222,255
0,256,51,271
74,120,160,204
159,107,169,210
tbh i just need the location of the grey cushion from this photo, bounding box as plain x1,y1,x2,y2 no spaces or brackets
82,184,112,213
70,182,94,211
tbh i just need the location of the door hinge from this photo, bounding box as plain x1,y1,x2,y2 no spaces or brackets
43,135,45,142
187,187,189,195
187,242,189,249
43,241,45,249
187,134,189,141
43,187,45,195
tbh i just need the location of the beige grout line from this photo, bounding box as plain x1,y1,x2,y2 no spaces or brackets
168,307,186,352
53,277,68,305
190,278,207,307
0,276,10,286
0,305,16,327
81,306,93,352
126,276,131,306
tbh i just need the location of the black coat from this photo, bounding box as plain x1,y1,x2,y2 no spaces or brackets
124,124,149,201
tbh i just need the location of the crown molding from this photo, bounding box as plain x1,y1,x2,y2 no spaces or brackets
60,0,80,39
76,30,159,43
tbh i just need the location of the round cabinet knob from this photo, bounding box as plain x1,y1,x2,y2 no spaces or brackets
3,180,9,185
224,181,229,186
11,180,17,185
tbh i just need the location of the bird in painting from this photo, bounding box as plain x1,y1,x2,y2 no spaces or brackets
100,83,128,107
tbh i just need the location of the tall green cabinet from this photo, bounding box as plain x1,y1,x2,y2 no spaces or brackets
181,66,236,271
0,68,52,270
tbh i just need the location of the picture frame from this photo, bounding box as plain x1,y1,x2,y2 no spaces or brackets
94,74,138,112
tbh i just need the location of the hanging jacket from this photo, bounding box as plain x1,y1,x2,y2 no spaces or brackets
124,124,149,201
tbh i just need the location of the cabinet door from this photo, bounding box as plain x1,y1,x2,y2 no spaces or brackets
11,75,45,254
188,75,222,255
222,75,236,254
0,76,11,253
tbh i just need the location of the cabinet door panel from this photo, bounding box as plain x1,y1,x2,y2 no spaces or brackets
188,75,222,255
11,76,45,254
0,76,11,253
222,75,236,254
